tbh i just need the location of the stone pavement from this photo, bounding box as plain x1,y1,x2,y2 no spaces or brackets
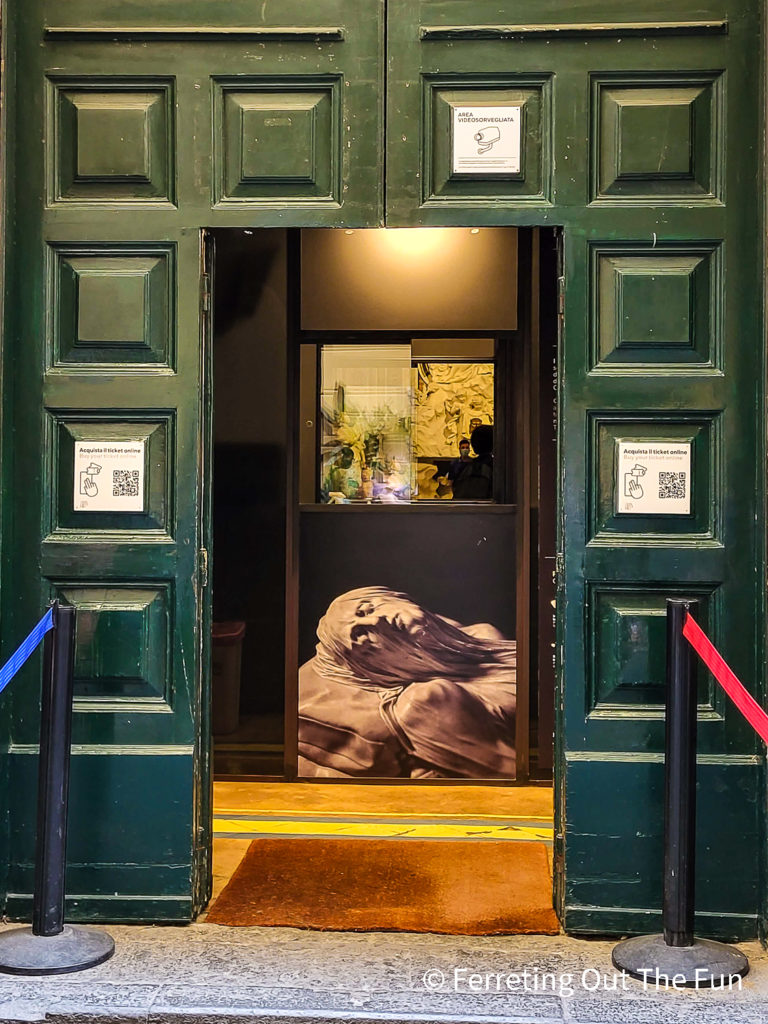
0,923,765,1024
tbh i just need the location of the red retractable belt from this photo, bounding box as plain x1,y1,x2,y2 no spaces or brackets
683,612,768,746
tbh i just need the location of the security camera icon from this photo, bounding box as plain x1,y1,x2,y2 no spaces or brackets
474,125,501,154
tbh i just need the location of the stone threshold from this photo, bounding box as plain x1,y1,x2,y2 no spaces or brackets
0,923,764,1024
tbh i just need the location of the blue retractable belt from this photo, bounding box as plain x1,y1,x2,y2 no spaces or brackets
0,607,55,695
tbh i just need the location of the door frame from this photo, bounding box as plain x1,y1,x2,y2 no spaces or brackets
206,225,557,787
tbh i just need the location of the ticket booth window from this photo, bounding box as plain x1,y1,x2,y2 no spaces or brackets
319,342,496,503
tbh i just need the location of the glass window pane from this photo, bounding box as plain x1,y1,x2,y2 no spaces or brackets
320,345,413,503
413,361,494,501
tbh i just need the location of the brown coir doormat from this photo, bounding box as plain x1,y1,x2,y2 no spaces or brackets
206,838,559,934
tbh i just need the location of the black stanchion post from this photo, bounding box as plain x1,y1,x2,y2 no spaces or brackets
33,601,76,937
663,598,696,948
0,601,115,974
612,598,749,988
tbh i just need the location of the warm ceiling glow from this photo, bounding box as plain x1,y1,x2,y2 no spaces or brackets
377,227,458,257
301,226,517,331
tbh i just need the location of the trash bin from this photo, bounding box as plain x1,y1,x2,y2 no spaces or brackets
211,621,245,735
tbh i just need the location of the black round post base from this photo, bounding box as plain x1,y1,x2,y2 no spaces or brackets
612,934,749,989
0,924,114,975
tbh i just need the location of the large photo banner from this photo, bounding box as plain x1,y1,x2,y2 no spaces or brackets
298,510,517,780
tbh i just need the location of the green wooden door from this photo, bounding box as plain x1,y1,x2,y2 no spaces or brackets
1,0,383,920
386,0,764,938
1,0,763,933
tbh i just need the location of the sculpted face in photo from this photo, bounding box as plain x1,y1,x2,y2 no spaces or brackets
327,591,428,649
314,586,514,688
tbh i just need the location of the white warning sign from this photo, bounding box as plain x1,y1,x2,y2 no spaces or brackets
74,440,146,513
616,441,692,515
452,105,522,174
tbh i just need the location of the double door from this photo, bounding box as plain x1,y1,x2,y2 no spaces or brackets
1,0,763,935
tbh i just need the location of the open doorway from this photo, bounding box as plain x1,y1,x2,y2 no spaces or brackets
210,226,557,782
205,226,560,924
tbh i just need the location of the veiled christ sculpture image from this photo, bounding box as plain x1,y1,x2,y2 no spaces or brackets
298,587,517,779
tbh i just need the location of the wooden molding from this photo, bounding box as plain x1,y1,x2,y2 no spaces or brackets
420,22,728,40
45,26,346,41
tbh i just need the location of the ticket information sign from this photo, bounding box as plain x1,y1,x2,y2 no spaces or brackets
73,440,146,512
615,441,692,515
452,105,522,174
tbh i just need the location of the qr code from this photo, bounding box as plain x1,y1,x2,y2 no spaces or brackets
659,471,686,500
113,469,140,497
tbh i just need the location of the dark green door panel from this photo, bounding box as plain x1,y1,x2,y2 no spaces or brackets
564,759,761,939
386,0,765,936
386,3,736,224
7,753,198,921
37,0,384,229
1,0,384,922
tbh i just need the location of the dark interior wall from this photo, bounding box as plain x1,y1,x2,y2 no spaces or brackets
299,510,517,667
212,229,287,715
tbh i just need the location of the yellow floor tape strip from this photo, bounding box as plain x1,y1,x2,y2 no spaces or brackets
215,808,554,823
213,818,553,841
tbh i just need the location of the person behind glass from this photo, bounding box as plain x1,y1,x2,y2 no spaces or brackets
452,424,493,499
446,437,472,485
